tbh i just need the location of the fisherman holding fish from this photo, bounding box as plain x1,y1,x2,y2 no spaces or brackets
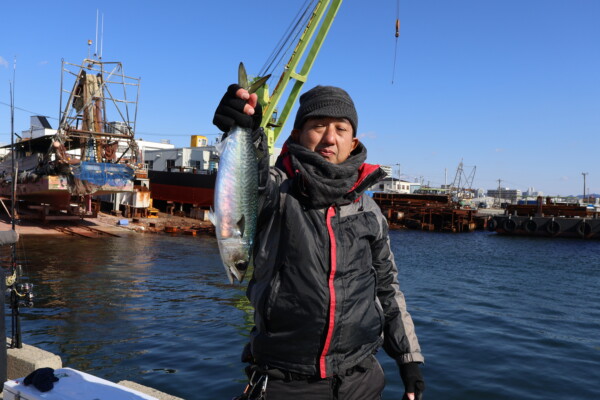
213,81,425,400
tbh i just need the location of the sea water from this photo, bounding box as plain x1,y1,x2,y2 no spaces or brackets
7,230,600,400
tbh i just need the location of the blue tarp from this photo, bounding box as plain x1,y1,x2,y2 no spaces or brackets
72,162,134,187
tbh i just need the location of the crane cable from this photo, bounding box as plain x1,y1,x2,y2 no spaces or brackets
392,0,401,84
258,0,318,82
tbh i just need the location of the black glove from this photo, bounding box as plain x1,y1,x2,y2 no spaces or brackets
400,362,425,400
23,367,59,392
213,84,263,134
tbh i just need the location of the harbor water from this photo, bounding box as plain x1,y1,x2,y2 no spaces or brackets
7,230,600,400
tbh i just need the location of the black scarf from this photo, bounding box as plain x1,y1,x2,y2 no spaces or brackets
286,140,367,208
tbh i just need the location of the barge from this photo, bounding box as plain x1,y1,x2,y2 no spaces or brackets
488,196,600,239
373,192,485,232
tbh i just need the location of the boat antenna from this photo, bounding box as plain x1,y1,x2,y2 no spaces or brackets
93,10,105,60
95,10,99,58
100,12,104,60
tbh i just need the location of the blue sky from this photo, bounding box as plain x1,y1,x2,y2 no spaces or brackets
1,1,599,196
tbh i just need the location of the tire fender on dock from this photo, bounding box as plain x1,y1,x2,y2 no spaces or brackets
487,218,498,231
576,220,592,238
523,219,537,234
503,218,517,233
546,220,561,236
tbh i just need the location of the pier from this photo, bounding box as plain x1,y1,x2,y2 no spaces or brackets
373,192,487,232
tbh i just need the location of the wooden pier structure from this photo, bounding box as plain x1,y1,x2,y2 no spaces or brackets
373,193,485,233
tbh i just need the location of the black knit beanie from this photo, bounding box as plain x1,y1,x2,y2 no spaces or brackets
293,86,358,136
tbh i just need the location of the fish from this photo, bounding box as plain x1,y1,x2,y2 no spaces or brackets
209,63,270,283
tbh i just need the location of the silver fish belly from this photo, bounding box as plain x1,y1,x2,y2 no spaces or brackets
210,126,259,283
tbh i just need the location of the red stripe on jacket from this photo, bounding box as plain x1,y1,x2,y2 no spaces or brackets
319,206,338,378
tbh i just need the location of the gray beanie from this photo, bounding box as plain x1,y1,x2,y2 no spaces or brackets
293,86,358,136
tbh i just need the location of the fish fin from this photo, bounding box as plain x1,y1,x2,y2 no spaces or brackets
237,62,271,93
232,261,249,283
247,74,271,94
238,62,249,90
215,135,228,155
224,266,235,284
237,215,246,238
208,208,216,226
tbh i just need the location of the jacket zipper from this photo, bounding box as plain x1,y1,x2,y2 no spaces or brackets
319,205,337,378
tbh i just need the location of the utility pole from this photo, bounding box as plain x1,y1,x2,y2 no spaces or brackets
497,178,502,207
395,163,401,192
444,168,447,188
582,172,588,204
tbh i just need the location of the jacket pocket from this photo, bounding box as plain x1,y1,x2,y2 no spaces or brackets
371,267,385,336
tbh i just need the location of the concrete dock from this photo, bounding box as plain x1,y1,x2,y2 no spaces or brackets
3,339,183,399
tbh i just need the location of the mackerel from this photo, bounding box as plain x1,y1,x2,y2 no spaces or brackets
209,63,269,283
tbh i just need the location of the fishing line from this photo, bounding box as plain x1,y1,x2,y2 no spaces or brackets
392,0,400,84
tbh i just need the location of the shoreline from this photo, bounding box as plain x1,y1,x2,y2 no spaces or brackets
0,211,214,237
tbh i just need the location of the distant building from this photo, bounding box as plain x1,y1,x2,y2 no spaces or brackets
136,138,175,154
369,177,420,194
145,146,218,172
415,187,450,196
487,187,522,203
523,187,544,197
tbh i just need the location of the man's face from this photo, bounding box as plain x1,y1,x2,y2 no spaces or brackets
291,117,359,164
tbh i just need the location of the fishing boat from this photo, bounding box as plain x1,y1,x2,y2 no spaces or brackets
0,58,142,220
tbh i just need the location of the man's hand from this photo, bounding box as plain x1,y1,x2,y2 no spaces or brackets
400,362,424,400
213,84,262,133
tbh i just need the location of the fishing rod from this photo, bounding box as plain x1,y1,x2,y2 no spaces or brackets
6,59,34,349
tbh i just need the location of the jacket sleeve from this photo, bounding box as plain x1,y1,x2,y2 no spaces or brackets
254,128,270,192
255,127,287,224
371,209,424,365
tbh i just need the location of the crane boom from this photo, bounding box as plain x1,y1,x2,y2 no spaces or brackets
257,0,343,152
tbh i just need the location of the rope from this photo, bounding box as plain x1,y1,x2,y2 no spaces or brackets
5,269,16,287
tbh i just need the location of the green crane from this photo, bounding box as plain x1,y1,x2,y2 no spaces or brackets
256,0,343,153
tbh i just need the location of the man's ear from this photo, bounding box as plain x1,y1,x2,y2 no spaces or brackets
291,129,300,142
351,137,359,151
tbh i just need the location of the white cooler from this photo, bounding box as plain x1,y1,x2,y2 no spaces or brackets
3,368,159,400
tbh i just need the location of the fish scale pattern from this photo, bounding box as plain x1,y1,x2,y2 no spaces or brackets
212,126,259,282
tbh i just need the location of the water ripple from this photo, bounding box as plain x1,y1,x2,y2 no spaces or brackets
13,231,600,400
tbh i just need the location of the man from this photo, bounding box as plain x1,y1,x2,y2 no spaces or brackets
214,84,425,400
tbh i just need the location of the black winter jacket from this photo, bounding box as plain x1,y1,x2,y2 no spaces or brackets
247,141,424,378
